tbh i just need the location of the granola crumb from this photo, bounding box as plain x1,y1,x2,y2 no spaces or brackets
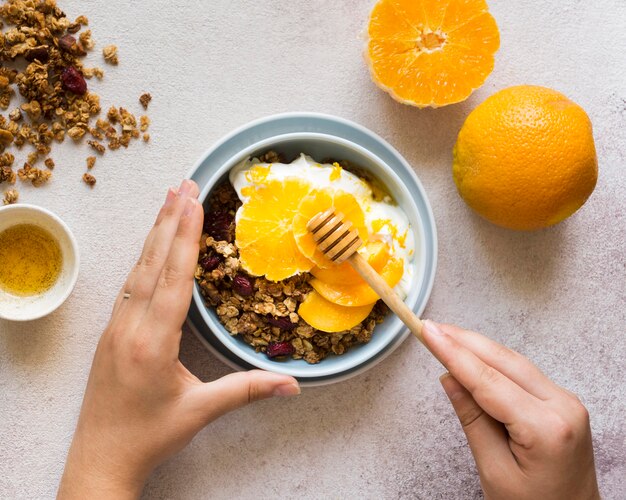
82,172,96,187
79,30,95,51
44,158,55,170
143,133,150,142
102,45,118,65
0,164,15,183
18,163,51,187
8,109,22,121
86,156,96,170
139,93,152,109
87,140,106,155
140,115,150,132
68,126,87,141
3,188,18,205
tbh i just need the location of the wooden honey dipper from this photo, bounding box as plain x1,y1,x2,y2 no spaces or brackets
307,209,425,343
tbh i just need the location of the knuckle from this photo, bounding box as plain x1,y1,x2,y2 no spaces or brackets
138,248,163,270
493,342,512,361
571,399,590,424
158,264,185,289
458,405,484,429
546,412,577,449
246,377,260,403
479,365,501,387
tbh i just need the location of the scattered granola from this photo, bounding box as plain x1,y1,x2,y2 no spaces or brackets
0,165,15,184
86,156,96,169
102,44,118,65
18,163,51,187
194,177,387,364
2,187,18,204
139,93,152,109
82,172,95,187
87,140,105,154
44,158,55,169
0,0,151,197
140,115,150,132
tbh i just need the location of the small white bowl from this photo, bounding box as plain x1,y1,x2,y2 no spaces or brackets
0,204,80,321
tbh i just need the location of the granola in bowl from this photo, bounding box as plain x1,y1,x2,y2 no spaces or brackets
194,151,415,364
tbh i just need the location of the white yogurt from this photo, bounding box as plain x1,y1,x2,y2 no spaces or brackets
229,154,415,297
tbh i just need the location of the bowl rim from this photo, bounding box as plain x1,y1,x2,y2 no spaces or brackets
0,203,80,322
190,122,435,378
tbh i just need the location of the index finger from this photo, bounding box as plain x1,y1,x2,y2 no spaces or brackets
437,323,561,400
146,196,204,337
422,320,541,444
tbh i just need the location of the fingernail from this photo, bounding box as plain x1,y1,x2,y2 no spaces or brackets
272,382,301,397
179,179,193,196
439,373,465,401
423,320,444,337
164,187,177,206
182,197,196,217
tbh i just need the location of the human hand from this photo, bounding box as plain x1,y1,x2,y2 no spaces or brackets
58,180,300,500
421,321,599,500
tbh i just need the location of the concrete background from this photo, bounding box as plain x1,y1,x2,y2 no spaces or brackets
1,0,624,498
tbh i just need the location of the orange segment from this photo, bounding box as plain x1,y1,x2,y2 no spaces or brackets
292,190,368,269
311,257,404,307
310,240,390,286
236,179,315,281
298,291,375,333
365,0,500,107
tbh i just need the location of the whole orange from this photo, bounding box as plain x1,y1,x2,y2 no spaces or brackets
453,85,598,230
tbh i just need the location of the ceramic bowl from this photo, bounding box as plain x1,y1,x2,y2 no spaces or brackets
191,119,436,379
0,204,80,321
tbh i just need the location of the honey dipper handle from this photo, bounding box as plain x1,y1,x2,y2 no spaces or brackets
349,252,424,343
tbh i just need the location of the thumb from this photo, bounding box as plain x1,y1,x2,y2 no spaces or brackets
439,373,517,476
189,370,300,423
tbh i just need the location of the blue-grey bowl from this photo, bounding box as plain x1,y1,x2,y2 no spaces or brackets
189,113,437,380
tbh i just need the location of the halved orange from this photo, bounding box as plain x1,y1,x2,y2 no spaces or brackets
292,190,368,269
310,240,390,286
310,257,404,307
366,0,500,107
298,291,375,333
236,179,315,281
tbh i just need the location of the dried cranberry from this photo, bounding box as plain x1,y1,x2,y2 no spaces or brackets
60,66,87,95
25,46,49,62
58,34,77,52
266,341,295,359
203,211,233,242
199,253,221,272
232,274,254,296
266,315,296,330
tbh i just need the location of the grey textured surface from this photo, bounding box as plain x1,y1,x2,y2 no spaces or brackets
1,0,625,499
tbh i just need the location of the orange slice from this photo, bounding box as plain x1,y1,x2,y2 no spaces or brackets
236,179,315,281
292,190,368,269
298,291,375,333
310,257,404,307
365,0,500,107
310,240,390,286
